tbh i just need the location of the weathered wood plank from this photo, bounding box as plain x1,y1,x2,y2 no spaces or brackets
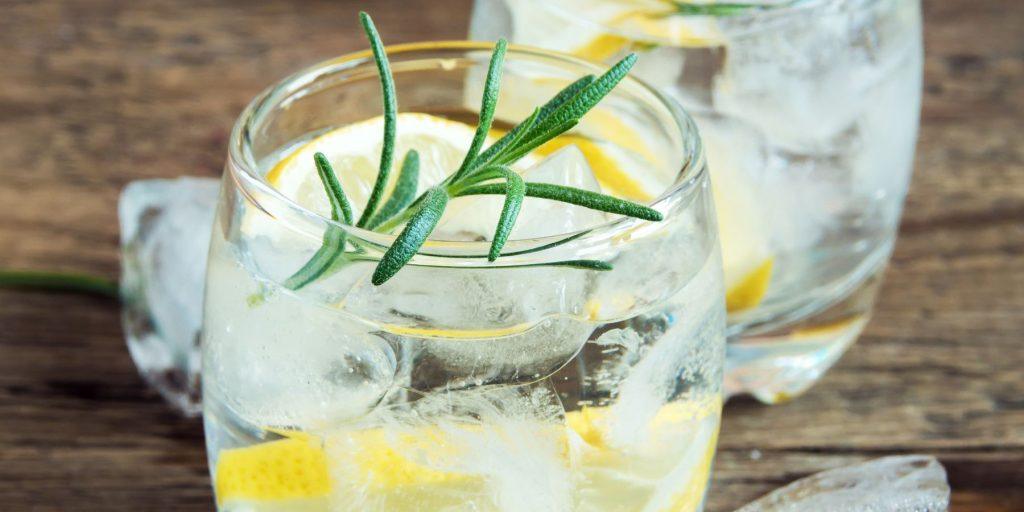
0,0,1021,510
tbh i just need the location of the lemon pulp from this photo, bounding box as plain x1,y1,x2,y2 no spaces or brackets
213,402,718,511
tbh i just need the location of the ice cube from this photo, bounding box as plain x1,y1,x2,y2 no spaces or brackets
436,145,607,241
735,455,950,512
713,7,885,153
340,264,593,392
202,239,397,429
515,145,608,238
119,177,219,416
603,249,725,450
326,382,572,512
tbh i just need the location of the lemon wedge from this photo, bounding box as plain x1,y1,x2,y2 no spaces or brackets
214,431,331,508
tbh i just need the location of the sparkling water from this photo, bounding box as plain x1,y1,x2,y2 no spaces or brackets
203,112,725,510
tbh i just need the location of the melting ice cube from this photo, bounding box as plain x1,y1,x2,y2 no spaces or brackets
514,144,608,239
735,455,950,512
119,177,220,415
713,8,887,153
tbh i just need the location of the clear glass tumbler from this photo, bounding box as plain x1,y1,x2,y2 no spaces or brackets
472,0,923,402
203,42,725,511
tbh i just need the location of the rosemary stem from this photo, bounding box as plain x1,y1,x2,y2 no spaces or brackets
0,270,119,299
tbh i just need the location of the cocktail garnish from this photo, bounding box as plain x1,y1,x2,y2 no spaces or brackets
287,12,663,288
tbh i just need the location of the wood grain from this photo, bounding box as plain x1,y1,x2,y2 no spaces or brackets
0,0,1021,510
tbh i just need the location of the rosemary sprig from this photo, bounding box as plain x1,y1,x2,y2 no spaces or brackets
451,39,508,184
0,270,119,299
372,186,449,285
453,182,662,221
286,12,665,288
366,150,419,230
283,153,354,290
355,11,397,229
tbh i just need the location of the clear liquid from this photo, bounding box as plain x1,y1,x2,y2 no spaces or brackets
204,115,724,509
473,0,923,400
203,229,722,511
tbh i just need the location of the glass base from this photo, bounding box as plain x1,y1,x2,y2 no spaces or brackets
724,270,883,404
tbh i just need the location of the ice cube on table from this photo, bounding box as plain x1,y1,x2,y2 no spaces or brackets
119,176,219,416
735,455,950,512
436,144,607,241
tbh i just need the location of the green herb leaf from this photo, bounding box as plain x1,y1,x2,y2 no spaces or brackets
284,153,353,290
475,108,541,171
367,150,420,230
480,260,613,271
519,54,637,148
455,181,663,222
314,152,354,224
487,166,526,261
356,11,398,228
0,270,119,299
670,1,776,16
545,260,613,271
495,119,579,166
372,186,449,285
535,75,598,120
452,39,507,184
475,74,595,167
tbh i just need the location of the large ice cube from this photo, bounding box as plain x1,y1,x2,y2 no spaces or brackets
436,144,607,241
516,145,608,238
713,6,888,153
119,177,219,416
736,455,950,512
202,237,397,430
340,263,594,392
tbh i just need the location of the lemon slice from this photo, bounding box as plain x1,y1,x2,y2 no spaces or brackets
510,0,723,63
703,130,774,313
611,6,725,48
569,400,720,512
213,401,718,511
214,431,331,509
214,428,476,511
267,113,481,219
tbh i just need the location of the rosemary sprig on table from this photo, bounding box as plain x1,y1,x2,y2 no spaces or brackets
285,12,663,288
0,270,119,299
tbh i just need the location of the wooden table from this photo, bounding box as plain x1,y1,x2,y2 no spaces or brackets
1,1,1021,510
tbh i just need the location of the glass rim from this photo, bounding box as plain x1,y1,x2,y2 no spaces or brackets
524,0,862,43
227,40,707,266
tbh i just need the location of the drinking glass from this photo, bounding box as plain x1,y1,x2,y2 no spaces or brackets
203,42,725,511
472,0,923,402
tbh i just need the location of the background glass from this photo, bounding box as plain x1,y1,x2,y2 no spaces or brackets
204,43,725,511
472,0,924,402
